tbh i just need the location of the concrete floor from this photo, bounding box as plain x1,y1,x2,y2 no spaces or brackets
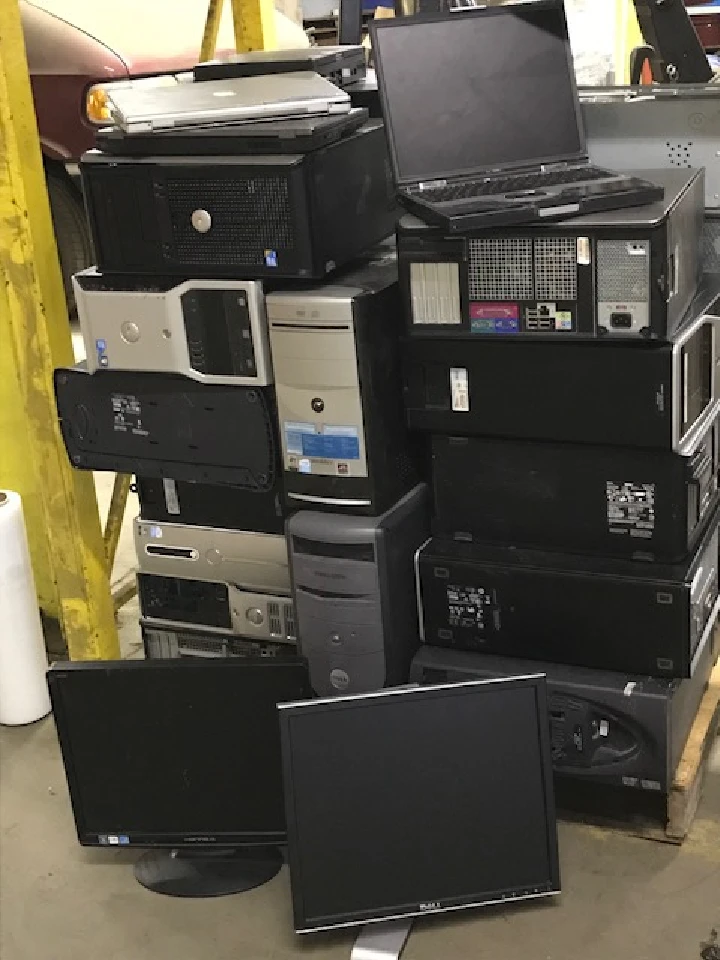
3,337,719,960
2,719,720,960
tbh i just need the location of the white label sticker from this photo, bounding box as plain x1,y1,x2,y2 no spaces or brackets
299,458,312,474
450,367,469,413
149,525,163,539
606,481,656,538
162,478,180,516
599,719,609,737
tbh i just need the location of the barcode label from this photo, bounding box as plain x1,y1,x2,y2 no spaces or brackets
450,367,469,412
162,478,180,516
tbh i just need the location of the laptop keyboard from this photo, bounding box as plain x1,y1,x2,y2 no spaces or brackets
422,166,614,202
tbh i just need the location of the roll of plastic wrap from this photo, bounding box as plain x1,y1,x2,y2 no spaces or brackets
0,491,51,725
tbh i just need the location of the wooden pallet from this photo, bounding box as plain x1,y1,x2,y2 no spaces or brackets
560,658,720,845
663,658,720,842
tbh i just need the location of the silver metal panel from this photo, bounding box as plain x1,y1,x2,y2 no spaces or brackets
74,271,272,385
134,518,290,593
582,85,720,208
672,304,720,455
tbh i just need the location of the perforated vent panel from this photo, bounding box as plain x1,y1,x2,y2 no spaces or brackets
166,176,294,266
597,240,650,301
703,219,720,274
468,237,578,301
468,239,533,300
533,238,577,300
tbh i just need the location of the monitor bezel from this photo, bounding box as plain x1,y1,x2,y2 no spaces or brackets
279,675,561,934
370,0,588,188
47,657,310,849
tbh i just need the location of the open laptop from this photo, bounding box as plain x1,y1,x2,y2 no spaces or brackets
95,108,369,157
107,72,351,135
369,0,664,233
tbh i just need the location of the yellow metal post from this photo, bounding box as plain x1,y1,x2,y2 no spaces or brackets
200,0,225,61
200,0,277,61
103,474,132,572
0,1,119,660
231,0,277,53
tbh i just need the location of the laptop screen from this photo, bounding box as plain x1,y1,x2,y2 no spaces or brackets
372,1,586,185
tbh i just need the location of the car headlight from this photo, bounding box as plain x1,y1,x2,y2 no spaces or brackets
85,84,113,125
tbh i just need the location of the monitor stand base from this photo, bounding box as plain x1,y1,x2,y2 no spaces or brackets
134,846,283,898
351,920,413,960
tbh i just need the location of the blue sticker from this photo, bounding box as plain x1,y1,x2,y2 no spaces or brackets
264,249,278,268
95,339,107,351
118,835,130,845
470,316,520,335
284,423,361,461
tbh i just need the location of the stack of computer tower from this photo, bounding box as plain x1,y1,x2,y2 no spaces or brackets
402,167,720,811
52,49,408,669
52,50,434,690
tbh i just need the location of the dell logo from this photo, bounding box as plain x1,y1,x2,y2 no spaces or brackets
419,902,440,911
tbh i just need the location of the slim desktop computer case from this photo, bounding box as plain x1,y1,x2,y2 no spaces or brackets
136,476,285,536
409,633,717,795
403,278,720,452
80,123,396,281
416,511,720,678
54,366,280,488
397,169,703,341
137,572,296,645
432,414,720,562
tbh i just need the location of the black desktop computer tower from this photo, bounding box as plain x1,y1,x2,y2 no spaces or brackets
403,277,720,451
409,632,716,795
54,365,280,487
136,477,285,536
80,123,396,280
397,168,704,342
432,415,720,562
287,484,430,696
267,253,421,515
416,510,720,678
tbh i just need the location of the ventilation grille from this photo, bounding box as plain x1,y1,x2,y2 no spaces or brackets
666,141,693,169
533,238,577,300
178,636,229,657
284,602,296,642
702,219,720,274
469,239,533,300
166,176,294,266
468,237,577,301
267,601,282,638
409,262,462,324
597,240,650,301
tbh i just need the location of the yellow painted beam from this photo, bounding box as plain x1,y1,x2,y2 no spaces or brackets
103,474,132,573
615,0,644,84
200,0,225,62
231,0,278,53
0,0,119,661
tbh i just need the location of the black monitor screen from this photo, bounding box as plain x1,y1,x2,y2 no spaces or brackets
280,677,560,932
372,2,584,185
48,658,311,847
